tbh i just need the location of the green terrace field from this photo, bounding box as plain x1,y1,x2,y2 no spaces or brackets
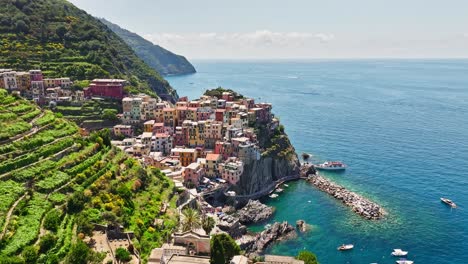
0,89,179,263
53,99,122,127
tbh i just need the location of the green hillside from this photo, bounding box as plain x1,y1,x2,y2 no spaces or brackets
100,18,196,76
0,89,179,263
0,0,178,102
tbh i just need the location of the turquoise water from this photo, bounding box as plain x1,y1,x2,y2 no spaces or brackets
166,60,468,263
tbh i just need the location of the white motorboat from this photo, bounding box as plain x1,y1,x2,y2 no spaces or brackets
396,259,413,264
269,194,279,198
391,249,408,257
440,197,456,208
315,161,346,171
337,244,354,251
275,188,284,193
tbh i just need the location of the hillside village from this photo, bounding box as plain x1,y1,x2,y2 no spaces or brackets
112,90,279,192
0,69,311,264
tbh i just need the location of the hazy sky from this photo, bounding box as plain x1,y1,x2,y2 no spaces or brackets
68,0,468,59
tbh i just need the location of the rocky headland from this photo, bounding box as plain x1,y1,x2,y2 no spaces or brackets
235,200,274,224
308,175,386,220
235,125,301,196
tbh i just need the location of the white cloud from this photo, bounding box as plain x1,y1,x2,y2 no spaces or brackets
144,30,335,48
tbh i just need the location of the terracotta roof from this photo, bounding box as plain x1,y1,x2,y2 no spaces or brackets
206,153,221,161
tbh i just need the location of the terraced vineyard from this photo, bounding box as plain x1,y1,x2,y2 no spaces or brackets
0,89,179,263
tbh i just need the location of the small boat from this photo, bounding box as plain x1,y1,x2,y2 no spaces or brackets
269,194,279,198
440,197,456,208
315,161,347,171
337,244,354,251
264,224,272,229
391,249,408,257
396,259,413,264
284,184,289,187
275,188,284,193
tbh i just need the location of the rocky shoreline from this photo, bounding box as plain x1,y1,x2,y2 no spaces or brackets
308,175,386,220
235,200,274,224
239,221,296,256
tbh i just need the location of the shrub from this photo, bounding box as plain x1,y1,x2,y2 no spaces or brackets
44,209,62,232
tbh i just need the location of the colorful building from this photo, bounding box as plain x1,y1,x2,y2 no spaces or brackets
171,148,198,167
220,158,243,185
113,125,133,137
205,153,221,178
183,162,205,187
84,79,126,99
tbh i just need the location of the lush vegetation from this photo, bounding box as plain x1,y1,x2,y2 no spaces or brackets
53,99,121,126
204,87,244,100
210,233,240,264
100,18,196,76
0,0,178,101
296,250,319,264
0,90,179,263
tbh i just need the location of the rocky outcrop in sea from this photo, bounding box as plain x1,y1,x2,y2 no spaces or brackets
236,200,274,224
240,221,296,255
308,175,386,220
296,220,308,232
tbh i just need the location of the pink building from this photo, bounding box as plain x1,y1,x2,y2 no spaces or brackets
84,79,126,99
184,162,205,187
174,126,188,146
29,70,43,81
214,141,233,160
113,125,133,137
220,158,243,185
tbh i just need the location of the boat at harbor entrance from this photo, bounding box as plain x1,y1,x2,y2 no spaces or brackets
315,161,347,171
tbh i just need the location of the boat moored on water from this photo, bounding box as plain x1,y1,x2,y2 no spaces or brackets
337,244,354,251
396,259,413,264
440,197,456,208
391,249,408,257
315,161,347,171
269,194,279,198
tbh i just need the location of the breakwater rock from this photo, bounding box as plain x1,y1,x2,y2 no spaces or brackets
236,200,274,224
241,221,296,255
308,175,386,220
296,220,308,232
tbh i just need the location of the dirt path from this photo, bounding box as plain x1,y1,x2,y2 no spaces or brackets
0,193,27,240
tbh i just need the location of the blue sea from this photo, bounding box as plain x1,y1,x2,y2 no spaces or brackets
166,60,468,264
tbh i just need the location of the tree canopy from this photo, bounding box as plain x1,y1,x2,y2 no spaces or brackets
210,234,240,264
296,250,319,264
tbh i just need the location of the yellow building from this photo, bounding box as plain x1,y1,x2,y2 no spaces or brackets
183,120,205,147
205,153,222,178
144,120,155,132
163,108,176,127
186,107,198,121
171,148,198,167
15,72,30,92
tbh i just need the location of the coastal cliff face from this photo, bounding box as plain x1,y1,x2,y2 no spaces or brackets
237,126,300,195
100,18,196,76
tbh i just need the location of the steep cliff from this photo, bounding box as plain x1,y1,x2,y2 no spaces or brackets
100,18,196,76
236,124,301,195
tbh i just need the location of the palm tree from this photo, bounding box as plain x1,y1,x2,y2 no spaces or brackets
202,215,216,235
181,208,202,232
